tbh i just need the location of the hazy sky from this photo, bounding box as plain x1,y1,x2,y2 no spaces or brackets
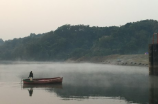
0,0,158,40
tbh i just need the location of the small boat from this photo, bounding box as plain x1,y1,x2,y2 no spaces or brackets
23,77,63,84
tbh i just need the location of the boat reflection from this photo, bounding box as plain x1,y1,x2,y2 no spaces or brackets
23,84,63,89
23,84,63,97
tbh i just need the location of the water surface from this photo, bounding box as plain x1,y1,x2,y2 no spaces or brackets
0,62,157,104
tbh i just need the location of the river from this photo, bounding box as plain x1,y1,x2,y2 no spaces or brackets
0,61,157,104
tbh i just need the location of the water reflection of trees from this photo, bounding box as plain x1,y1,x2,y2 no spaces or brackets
22,73,158,104
45,73,149,104
47,83,148,104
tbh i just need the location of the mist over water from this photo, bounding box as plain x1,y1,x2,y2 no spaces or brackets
0,61,155,104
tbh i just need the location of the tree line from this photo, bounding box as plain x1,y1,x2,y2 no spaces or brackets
0,19,158,61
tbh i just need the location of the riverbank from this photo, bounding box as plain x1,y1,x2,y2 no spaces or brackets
66,54,149,67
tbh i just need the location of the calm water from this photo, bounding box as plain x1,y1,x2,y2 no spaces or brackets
0,62,157,104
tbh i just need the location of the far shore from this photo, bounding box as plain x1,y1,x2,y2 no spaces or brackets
66,54,149,67
0,54,149,67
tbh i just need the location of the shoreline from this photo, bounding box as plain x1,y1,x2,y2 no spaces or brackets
66,54,149,67
0,54,149,67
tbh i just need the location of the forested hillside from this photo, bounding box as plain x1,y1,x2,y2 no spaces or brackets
0,19,158,61
0,39,4,45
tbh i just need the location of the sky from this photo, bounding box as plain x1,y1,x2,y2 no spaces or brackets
0,0,158,41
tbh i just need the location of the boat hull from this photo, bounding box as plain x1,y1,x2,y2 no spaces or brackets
23,77,63,84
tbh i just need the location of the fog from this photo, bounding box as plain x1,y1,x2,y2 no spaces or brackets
0,62,149,87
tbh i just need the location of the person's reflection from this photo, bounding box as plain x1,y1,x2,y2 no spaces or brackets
28,88,33,97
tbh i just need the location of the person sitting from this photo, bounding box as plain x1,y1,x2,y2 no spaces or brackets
28,71,33,81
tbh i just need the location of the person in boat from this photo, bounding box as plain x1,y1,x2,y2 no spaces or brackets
28,71,33,81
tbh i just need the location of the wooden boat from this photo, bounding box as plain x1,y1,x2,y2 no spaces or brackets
23,77,63,84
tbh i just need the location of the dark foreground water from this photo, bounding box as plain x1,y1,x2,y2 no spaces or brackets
0,62,157,104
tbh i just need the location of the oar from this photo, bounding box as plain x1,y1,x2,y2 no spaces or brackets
21,79,23,83
20,79,23,90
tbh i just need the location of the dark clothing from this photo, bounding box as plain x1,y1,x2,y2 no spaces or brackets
29,71,33,78
28,88,33,96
